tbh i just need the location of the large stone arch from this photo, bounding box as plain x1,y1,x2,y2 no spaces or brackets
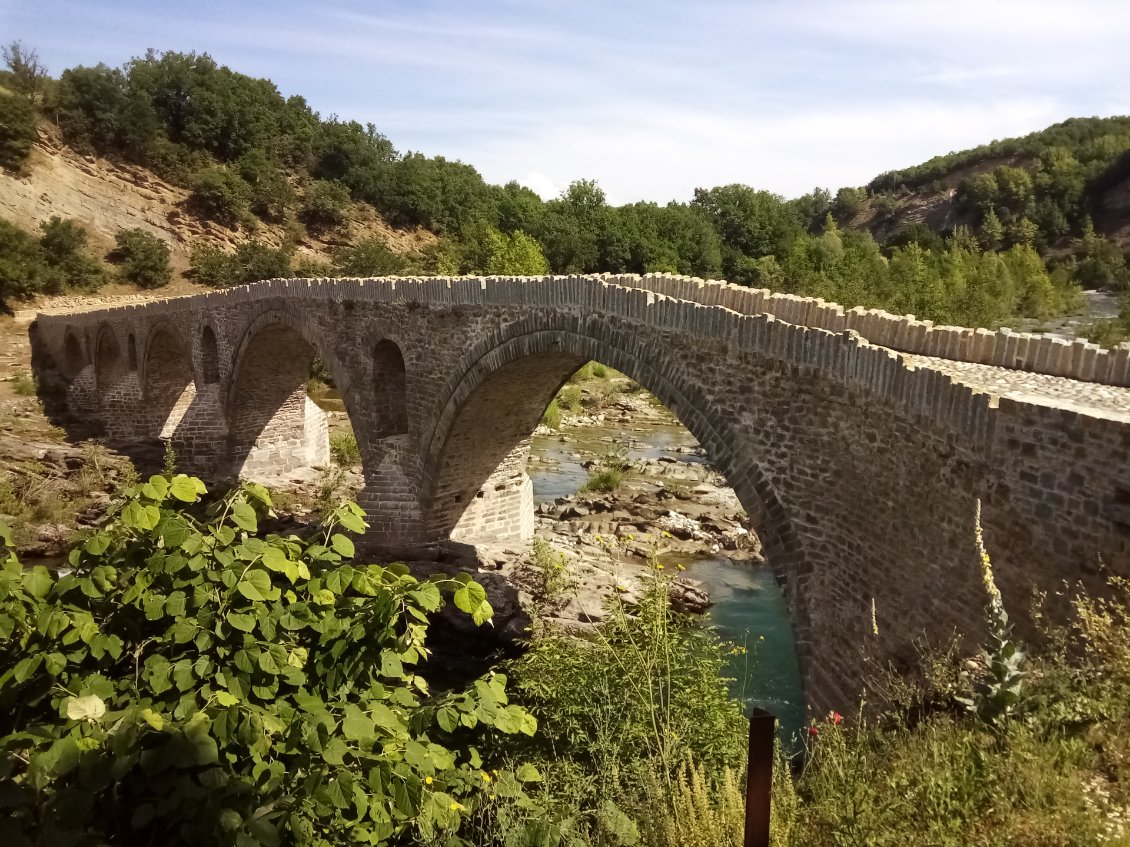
421,321,813,695
141,322,196,439
422,323,803,568
225,310,348,478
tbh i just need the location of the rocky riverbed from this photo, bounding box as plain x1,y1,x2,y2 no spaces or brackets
476,387,764,631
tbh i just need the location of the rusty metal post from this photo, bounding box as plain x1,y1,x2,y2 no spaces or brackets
744,708,776,847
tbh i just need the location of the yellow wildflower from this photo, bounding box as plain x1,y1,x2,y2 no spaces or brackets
450,801,466,811
425,776,433,785
481,771,492,783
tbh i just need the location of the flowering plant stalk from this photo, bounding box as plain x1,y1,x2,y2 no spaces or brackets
956,500,1026,726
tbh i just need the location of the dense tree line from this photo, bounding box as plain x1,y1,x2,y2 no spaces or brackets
3,43,1129,327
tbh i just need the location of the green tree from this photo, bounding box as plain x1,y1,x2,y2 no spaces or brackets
486,229,550,275
0,220,49,308
0,93,36,171
301,179,351,229
0,480,537,845
238,148,295,221
979,208,1004,252
112,228,172,289
190,166,251,227
190,241,291,287
40,217,105,290
2,41,49,104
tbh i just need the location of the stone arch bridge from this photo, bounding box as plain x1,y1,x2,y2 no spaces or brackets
30,274,1130,712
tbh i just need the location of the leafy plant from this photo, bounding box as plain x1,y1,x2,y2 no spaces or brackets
329,432,360,467
0,475,539,845
112,227,172,289
527,537,573,607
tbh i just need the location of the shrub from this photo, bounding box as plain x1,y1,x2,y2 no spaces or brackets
301,179,351,228
0,478,540,845
9,370,36,396
189,165,251,226
0,92,36,171
539,399,562,429
589,362,608,379
190,241,290,287
329,431,361,466
332,239,405,276
556,384,582,411
112,228,172,288
580,467,622,494
38,217,105,291
528,537,573,606
0,219,50,307
237,148,295,221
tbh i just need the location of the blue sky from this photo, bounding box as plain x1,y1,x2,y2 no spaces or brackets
3,0,1128,204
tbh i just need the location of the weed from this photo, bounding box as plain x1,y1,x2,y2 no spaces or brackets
9,370,35,396
580,468,622,494
329,431,360,466
556,384,583,411
539,399,562,429
529,537,574,606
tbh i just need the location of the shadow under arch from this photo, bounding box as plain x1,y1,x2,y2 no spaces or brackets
372,338,408,438
141,322,196,439
94,324,128,392
62,328,87,378
225,309,353,479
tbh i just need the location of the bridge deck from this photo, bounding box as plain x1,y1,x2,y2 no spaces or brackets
904,353,1130,423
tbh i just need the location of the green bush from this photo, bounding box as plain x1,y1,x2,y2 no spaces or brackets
580,468,622,494
0,220,50,307
329,431,360,466
556,384,582,411
301,179,351,229
0,478,540,845
238,148,295,221
539,399,562,429
190,241,291,287
332,239,405,276
112,228,172,288
0,92,36,171
189,166,251,226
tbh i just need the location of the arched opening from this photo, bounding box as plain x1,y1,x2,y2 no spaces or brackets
143,327,195,438
63,331,86,378
228,319,355,488
127,334,138,371
424,335,807,739
373,339,408,437
200,326,219,384
95,327,127,392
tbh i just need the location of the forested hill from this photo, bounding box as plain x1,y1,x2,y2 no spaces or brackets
854,116,1130,259
0,45,1128,337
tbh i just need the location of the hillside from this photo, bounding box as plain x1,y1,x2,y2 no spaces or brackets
0,124,434,293
852,116,1130,253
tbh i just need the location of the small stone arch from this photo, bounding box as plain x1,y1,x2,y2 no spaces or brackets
94,325,127,391
200,325,220,385
143,325,196,438
373,338,408,437
62,329,86,378
226,310,348,478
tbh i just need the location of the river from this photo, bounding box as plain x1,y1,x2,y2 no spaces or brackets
528,417,807,746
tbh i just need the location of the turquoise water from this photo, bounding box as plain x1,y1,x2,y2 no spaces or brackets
528,422,806,746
